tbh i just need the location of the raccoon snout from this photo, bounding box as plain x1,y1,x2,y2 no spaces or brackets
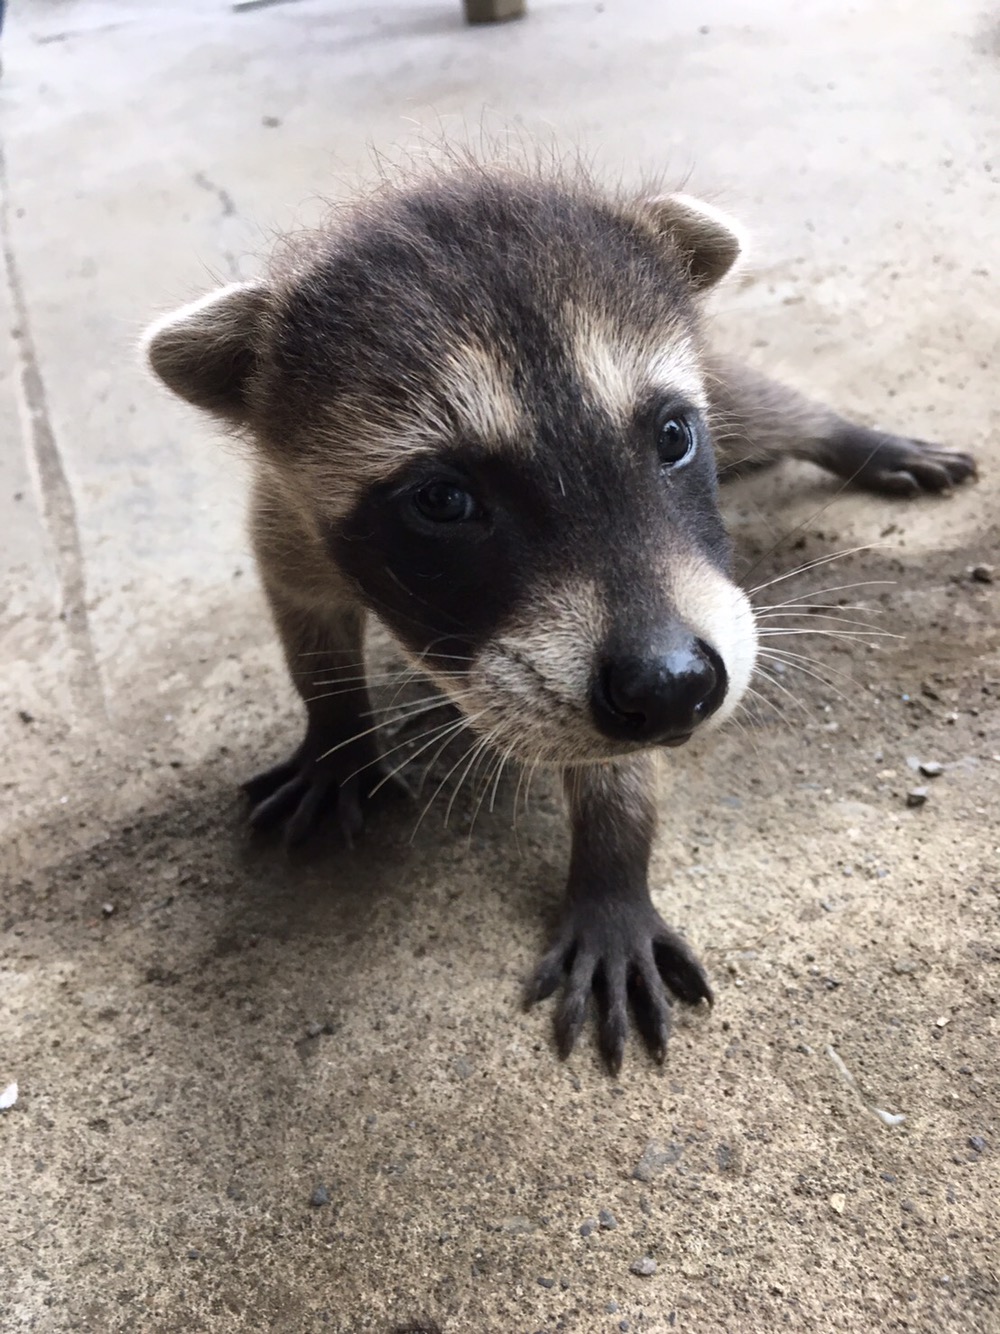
591,637,727,747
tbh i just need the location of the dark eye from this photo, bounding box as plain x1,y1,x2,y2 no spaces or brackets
656,411,696,468
411,481,479,524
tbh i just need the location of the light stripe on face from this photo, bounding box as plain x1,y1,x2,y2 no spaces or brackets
566,308,707,424
436,341,524,449
666,554,758,728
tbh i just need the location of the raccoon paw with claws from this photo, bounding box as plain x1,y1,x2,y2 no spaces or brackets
244,730,409,849
829,426,977,497
525,898,713,1074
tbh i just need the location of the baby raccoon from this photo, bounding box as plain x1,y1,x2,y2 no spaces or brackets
143,162,974,1071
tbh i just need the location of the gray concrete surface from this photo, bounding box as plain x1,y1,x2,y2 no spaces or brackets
2,1,998,1330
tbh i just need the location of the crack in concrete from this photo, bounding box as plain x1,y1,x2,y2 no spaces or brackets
0,144,108,723
192,170,240,280
193,170,237,218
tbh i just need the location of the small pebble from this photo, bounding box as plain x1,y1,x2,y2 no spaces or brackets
906,787,928,808
579,1218,597,1237
606,1301,620,1314
969,563,994,583
619,1322,631,1333
829,1193,846,1215
919,760,944,778
598,1207,618,1230
633,1140,681,1181
186,1249,201,1260
968,1135,987,1153
630,1257,657,1277
0,1082,18,1111
309,1184,330,1207
18,710,34,725
101,902,115,917
306,1022,323,1039
537,1276,555,1289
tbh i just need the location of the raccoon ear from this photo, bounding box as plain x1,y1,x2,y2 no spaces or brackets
141,281,270,422
638,193,745,291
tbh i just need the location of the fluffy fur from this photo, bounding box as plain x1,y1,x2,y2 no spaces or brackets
143,159,975,1072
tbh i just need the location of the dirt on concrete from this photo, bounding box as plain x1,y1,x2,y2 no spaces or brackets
3,478,998,1334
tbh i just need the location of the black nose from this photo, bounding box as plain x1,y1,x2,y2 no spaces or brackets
591,637,726,746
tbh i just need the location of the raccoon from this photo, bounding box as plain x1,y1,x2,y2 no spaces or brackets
143,162,975,1071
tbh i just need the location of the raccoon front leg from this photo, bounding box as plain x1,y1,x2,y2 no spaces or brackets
707,354,976,496
526,756,712,1073
243,589,393,846
243,481,404,846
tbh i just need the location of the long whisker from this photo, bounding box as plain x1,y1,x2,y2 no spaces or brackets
758,652,850,707
338,711,477,790
747,545,884,597
468,745,508,845
754,611,886,632
445,732,500,828
365,711,483,800
757,627,897,642
359,693,470,724
752,578,895,610
411,732,493,841
741,683,792,724
758,645,860,688
751,668,815,721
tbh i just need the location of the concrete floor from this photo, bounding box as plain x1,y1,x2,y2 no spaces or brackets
2,1,998,1330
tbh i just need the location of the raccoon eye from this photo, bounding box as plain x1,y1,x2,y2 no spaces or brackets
656,411,696,468
411,480,479,524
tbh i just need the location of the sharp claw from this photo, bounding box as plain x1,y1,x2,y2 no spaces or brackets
631,953,673,1061
910,463,955,492
249,776,307,830
598,1003,628,1074
529,902,711,1070
334,784,366,850
652,932,713,1006
874,468,921,497
284,780,335,848
525,949,567,1008
243,759,299,805
555,953,595,1059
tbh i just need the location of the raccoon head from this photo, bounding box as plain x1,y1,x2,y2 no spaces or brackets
144,170,757,765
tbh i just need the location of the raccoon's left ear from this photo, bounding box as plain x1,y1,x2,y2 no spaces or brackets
637,193,745,291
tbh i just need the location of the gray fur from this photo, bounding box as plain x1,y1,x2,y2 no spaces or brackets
142,161,976,1072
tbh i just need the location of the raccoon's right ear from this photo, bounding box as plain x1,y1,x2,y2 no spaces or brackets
141,281,270,423
637,194,745,292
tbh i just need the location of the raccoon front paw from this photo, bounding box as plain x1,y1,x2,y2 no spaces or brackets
244,732,409,848
830,427,977,497
524,897,712,1074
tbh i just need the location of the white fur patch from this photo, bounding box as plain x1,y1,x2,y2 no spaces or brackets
667,555,758,728
568,310,706,423
437,342,523,447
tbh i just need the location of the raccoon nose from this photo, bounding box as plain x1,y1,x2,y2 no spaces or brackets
592,638,726,745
